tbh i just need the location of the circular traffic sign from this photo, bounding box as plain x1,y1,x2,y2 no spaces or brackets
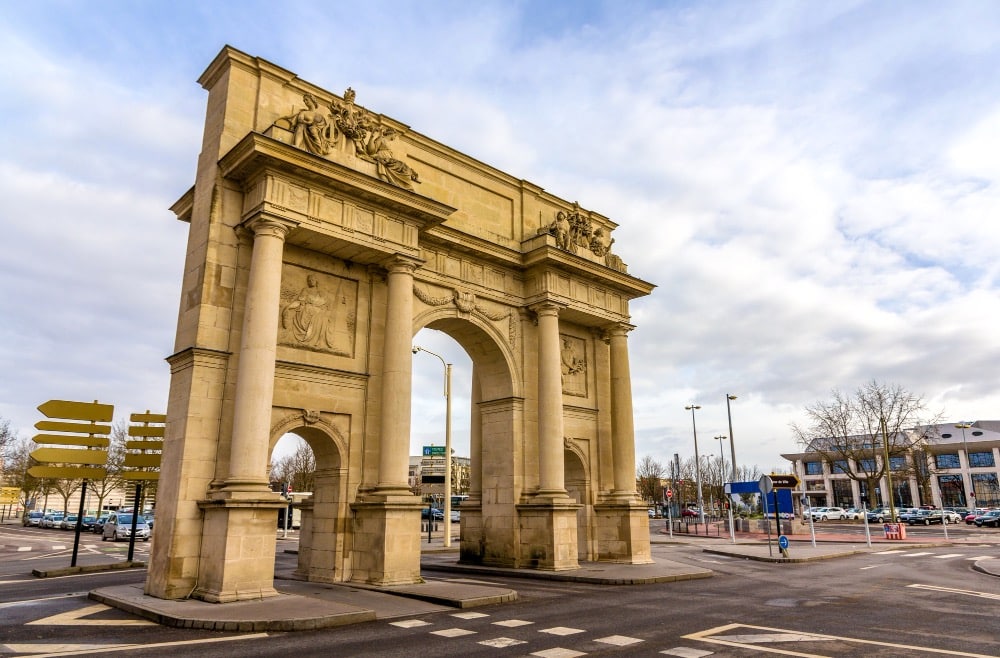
778,535,789,550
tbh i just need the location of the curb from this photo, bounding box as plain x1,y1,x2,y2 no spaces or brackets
33,561,147,578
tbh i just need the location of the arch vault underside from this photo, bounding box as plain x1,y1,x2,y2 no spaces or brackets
145,46,656,604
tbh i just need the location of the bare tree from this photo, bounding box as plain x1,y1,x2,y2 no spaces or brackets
270,437,316,494
636,455,666,503
791,380,939,511
0,418,16,464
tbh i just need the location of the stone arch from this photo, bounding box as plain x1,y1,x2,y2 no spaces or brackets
564,440,593,560
269,410,352,583
146,46,654,603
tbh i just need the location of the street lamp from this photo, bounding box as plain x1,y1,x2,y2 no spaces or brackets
685,405,705,523
413,345,453,547
956,422,973,509
725,394,738,482
714,435,728,474
714,435,728,516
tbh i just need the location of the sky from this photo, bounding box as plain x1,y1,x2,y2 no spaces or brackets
2,1,999,477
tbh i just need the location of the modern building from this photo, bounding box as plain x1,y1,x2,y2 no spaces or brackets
782,420,1000,510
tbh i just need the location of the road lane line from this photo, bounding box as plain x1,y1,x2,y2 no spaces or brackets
26,633,270,658
907,583,1000,600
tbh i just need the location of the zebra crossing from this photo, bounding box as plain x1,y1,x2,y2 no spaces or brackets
858,548,996,570
387,610,710,656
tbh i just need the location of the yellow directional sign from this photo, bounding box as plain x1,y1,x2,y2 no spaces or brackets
38,400,114,422
123,454,161,468
768,474,801,488
35,420,112,435
130,412,166,424
124,440,164,451
32,434,109,448
0,487,19,504
127,425,164,438
30,448,108,466
121,471,160,481
27,466,107,479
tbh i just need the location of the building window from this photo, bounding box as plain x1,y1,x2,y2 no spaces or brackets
832,479,853,507
936,453,960,469
805,461,823,475
832,460,849,474
858,459,876,472
968,451,995,468
889,456,906,471
972,473,1000,507
938,474,965,508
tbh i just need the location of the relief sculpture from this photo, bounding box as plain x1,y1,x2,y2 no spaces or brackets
537,202,627,272
279,269,357,356
560,334,587,397
273,88,420,190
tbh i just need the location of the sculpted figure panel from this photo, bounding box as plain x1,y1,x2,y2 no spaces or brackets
279,267,357,356
560,334,587,397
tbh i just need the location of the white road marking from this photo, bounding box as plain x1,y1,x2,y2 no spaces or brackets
389,619,431,628
0,643,133,654
660,648,713,657
531,649,585,658
965,555,995,561
933,554,964,559
907,583,1000,600
23,633,269,658
0,593,90,609
430,627,477,637
27,603,155,626
480,637,527,648
901,552,933,557
860,565,880,570
494,619,534,627
595,634,643,646
540,626,585,636
452,611,489,619
874,549,906,554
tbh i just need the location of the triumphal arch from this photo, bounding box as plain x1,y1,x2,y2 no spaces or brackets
146,46,655,603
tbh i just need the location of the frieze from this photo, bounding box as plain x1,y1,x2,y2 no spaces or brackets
271,88,420,191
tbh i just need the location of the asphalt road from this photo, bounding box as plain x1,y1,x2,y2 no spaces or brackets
2,522,998,657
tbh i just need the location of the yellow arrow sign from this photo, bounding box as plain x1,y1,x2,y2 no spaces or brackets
38,400,114,422
35,420,112,435
128,425,165,437
121,471,160,481
27,465,107,479
123,454,161,468
129,412,166,424
0,487,19,504
32,434,110,448
30,448,108,465
124,440,164,451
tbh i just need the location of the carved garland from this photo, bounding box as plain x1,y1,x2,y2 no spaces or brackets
414,286,519,350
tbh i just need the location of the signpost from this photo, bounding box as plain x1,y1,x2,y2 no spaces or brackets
30,400,114,567
122,412,165,563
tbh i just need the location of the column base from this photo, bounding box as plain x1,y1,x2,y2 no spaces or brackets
593,500,653,564
191,495,287,603
516,500,581,570
349,498,424,586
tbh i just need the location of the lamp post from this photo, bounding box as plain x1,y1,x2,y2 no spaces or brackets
956,422,973,509
413,345,453,547
685,405,705,524
725,394,738,482
714,435,728,476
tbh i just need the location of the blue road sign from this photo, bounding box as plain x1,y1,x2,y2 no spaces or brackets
778,535,789,550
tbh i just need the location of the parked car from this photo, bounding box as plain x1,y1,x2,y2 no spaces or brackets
59,514,79,530
41,513,64,529
681,507,701,518
647,508,656,518
92,514,110,534
843,507,865,520
866,507,899,523
811,506,846,521
421,507,444,521
101,513,151,542
907,509,943,526
450,510,461,523
941,509,963,524
973,510,1000,528
78,515,98,531
22,511,45,527
965,509,989,524
897,508,922,523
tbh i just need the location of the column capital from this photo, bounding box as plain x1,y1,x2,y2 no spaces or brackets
383,255,423,276
529,300,564,319
243,215,297,240
603,322,635,340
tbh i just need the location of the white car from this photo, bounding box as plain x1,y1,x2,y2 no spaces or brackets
811,506,846,521
842,507,865,520
101,512,151,542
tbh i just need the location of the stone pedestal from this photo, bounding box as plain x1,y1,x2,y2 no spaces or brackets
517,499,581,570
593,500,653,564
350,498,424,585
192,494,287,603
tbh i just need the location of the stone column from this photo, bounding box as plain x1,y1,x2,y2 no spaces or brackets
608,324,638,499
469,366,482,501
375,257,418,494
224,216,293,491
535,302,566,497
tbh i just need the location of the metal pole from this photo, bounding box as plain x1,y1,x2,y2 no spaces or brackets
685,405,704,524
726,394,738,482
70,480,87,567
413,346,453,547
956,423,972,509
